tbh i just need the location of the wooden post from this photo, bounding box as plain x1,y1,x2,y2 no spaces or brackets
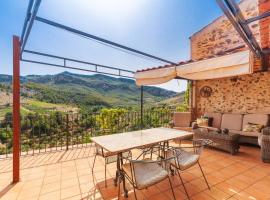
13,36,20,183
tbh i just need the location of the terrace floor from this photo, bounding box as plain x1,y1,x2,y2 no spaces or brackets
0,143,270,200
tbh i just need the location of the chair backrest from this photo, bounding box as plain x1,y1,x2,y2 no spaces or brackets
124,154,176,187
174,139,212,157
173,112,192,127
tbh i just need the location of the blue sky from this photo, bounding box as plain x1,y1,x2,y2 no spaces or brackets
0,0,223,92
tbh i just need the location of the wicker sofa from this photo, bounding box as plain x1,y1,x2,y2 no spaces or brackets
259,127,270,163
197,113,270,146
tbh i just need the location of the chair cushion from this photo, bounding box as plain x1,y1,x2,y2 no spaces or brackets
122,161,168,189
204,113,222,128
221,114,243,131
242,114,269,130
168,149,199,170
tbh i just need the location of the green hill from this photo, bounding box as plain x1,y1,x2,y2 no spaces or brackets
0,72,181,112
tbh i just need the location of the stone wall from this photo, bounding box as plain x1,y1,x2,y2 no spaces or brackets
190,0,259,62
195,71,270,116
190,0,270,117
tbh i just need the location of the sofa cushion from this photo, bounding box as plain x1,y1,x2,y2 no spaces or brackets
242,114,269,130
221,114,243,131
173,112,191,127
204,113,222,128
230,130,260,137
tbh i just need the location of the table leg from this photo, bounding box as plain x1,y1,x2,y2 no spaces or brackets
114,154,120,186
120,154,128,198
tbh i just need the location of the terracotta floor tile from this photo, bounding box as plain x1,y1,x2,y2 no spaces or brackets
182,182,205,197
61,185,81,199
243,186,270,199
141,185,161,198
0,192,18,200
156,178,174,192
0,144,269,200
204,186,230,200
61,178,79,189
39,190,61,200
232,191,257,200
164,187,187,200
41,181,61,194
191,192,215,200
147,193,171,200
215,182,241,196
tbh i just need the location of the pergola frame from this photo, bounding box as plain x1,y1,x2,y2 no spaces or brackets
13,0,270,183
12,0,176,183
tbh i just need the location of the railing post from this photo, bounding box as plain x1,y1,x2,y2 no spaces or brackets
140,86,143,129
66,113,69,150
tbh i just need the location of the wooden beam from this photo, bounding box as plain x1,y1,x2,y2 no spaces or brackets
13,36,20,183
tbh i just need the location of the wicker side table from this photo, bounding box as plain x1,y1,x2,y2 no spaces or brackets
259,127,270,163
193,128,240,155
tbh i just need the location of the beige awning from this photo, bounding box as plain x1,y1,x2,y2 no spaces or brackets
135,50,252,86
135,66,176,86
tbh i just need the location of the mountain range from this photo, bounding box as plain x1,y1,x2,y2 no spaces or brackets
0,72,181,111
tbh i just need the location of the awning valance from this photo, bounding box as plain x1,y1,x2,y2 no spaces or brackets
135,66,176,86
135,50,252,86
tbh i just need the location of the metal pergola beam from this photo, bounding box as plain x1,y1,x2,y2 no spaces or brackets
216,0,262,57
34,16,177,65
245,11,270,24
21,59,134,78
23,49,134,78
20,0,42,54
20,0,34,45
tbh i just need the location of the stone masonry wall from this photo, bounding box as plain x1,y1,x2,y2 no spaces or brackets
190,0,259,62
190,0,270,117
195,71,270,116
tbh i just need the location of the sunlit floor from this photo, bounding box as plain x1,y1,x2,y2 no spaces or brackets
0,143,269,200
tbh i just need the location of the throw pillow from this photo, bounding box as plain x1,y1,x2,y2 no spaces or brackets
197,118,209,127
243,123,264,133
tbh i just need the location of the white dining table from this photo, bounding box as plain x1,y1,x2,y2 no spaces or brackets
91,127,193,197
91,127,193,153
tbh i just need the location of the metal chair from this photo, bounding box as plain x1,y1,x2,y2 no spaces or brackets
135,142,164,160
167,139,212,199
91,144,131,187
119,152,177,200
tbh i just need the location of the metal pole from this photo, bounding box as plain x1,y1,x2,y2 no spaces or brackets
34,16,177,65
20,0,42,54
23,49,134,73
140,86,143,129
20,0,34,45
13,36,21,183
21,59,134,79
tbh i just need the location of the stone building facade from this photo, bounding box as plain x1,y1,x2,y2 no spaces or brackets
190,0,270,117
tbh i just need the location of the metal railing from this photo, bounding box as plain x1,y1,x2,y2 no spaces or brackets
0,109,172,158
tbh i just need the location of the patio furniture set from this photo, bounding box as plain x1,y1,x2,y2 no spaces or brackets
91,128,212,200
172,112,270,162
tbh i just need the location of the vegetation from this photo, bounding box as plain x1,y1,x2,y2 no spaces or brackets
176,82,190,112
0,72,189,156
0,108,172,155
